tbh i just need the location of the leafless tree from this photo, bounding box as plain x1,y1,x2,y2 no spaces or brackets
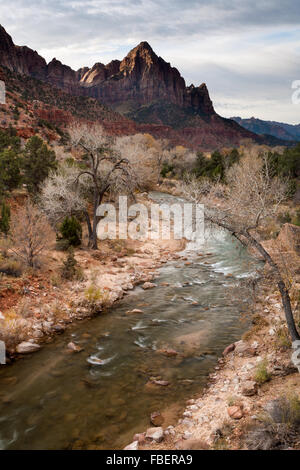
10,201,53,268
40,163,88,225
115,134,169,187
182,153,300,342
68,123,135,249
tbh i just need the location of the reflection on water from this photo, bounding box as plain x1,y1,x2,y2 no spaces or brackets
0,192,259,450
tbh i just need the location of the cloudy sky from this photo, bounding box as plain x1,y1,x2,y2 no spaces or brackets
1,0,300,123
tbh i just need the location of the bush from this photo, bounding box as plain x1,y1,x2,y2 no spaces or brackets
0,201,10,235
60,248,83,281
245,395,300,450
292,209,300,227
58,216,82,248
277,211,292,225
254,358,271,384
84,285,109,313
0,259,23,277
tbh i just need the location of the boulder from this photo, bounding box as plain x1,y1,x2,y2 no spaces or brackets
16,341,40,354
145,427,164,443
242,380,258,397
235,341,256,357
223,343,235,356
124,441,138,450
67,342,83,353
228,405,244,420
126,309,143,315
156,348,178,357
151,379,170,386
142,282,157,290
133,433,146,444
150,411,164,427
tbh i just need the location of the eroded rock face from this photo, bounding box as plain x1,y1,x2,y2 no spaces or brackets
0,24,271,150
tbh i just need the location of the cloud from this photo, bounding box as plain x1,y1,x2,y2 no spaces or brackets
0,0,299,122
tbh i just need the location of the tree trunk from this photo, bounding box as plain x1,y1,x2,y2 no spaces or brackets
91,190,99,250
83,210,93,247
244,230,300,342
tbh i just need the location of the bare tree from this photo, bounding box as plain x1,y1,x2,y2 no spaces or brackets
182,153,300,342
10,200,53,268
40,163,88,225
115,134,168,188
69,123,134,249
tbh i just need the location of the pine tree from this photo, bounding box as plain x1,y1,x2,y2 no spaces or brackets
58,216,82,247
61,248,78,280
23,135,57,193
0,201,10,236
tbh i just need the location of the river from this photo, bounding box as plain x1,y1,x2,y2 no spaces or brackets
0,192,259,450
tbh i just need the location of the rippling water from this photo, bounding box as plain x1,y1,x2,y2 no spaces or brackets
0,192,259,450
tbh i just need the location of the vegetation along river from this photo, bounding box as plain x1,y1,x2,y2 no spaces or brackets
0,192,259,449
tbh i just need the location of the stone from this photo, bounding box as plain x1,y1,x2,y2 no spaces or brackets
156,348,178,357
151,380,170,386
16,341,40,354
223,343,235,356
150,411,164,427
52,325,65,333
67,342,83,353
133,433,146,444
145,427,164,443
242,380,258,397
124,441,138,450
228,405,244,420
234,341,256,357
126,309,143,315
175,439,209,450
142,282,157,290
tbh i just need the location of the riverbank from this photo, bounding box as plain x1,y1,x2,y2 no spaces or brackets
125,224,300,451
0,192,185,361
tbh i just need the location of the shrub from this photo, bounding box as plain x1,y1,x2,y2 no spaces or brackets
60,248,83,281
277,212,292,225
58,216,82,247
245,395,300,450
0,259,23,277
84,285,109,313
292,209,300,227
254,358,271,384
0,201,10,235
275,326,291,349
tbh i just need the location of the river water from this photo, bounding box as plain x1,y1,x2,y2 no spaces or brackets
0,192,258,450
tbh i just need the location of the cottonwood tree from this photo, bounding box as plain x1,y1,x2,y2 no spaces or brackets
115,134,168,188
10,200,53,267
67,124,135,249
40,162,88,226
182,153,300,343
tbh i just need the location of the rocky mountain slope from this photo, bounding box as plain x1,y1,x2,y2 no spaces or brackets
232,116,300,142
0,24,291,149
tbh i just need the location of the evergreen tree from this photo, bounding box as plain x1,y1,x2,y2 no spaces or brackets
0,148,22,195
61,247,78,280
23,136,57,193
0,201,10,236
58,215,82,247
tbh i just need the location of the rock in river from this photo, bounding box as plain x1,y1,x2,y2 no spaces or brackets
142,282,157,290
150,411,164,426
67,342,83,353
16,341,41,354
